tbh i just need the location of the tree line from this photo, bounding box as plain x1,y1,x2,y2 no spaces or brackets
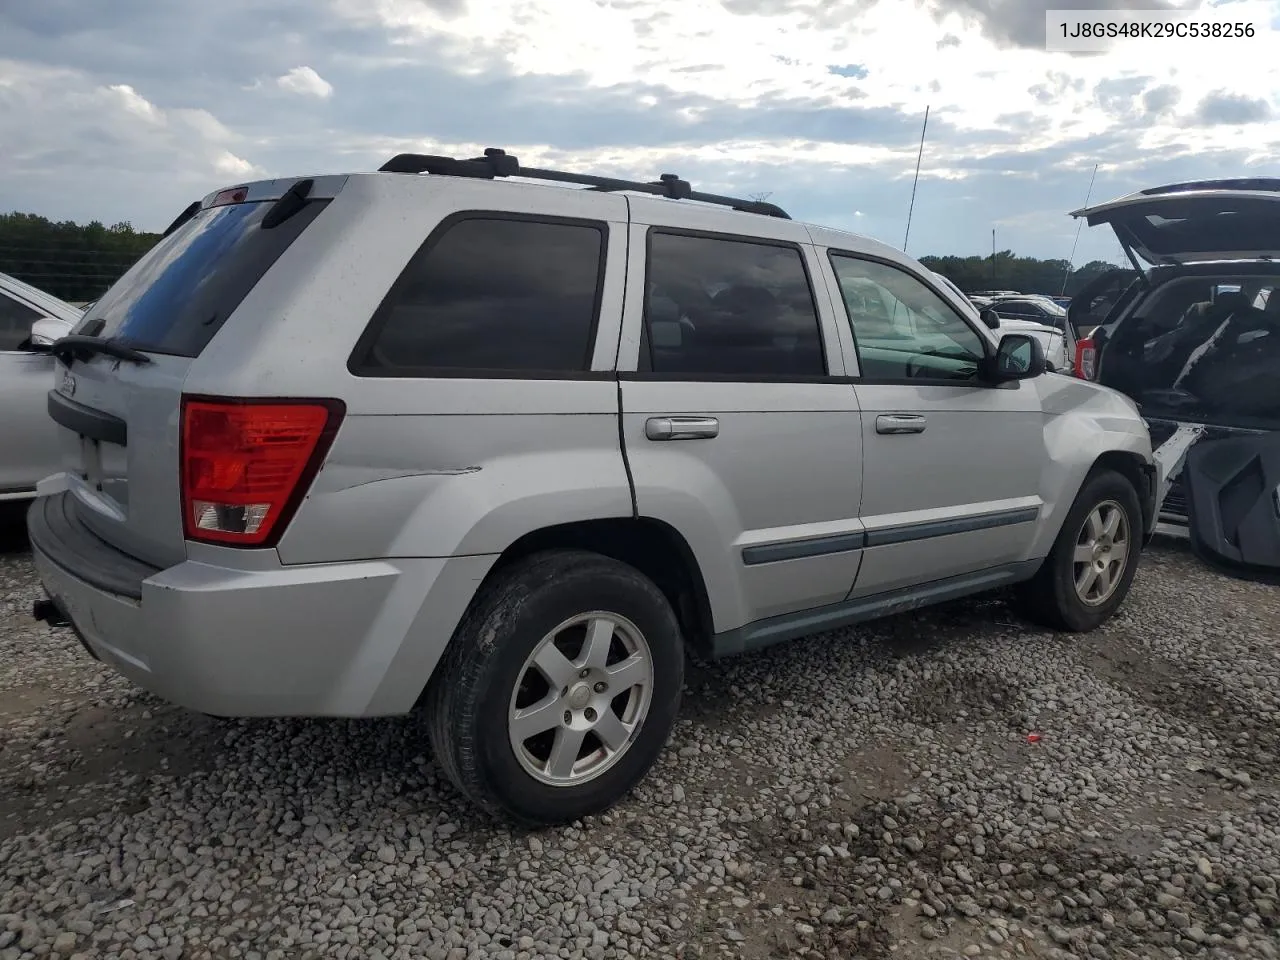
0,211,1123,304
918,252,1121,298
0,213,161,303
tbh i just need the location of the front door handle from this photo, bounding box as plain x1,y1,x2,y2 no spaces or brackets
876,414,927,435
645,416,720,441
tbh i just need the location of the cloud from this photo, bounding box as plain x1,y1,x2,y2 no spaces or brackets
1141,84,1180,117
213,151,260,177
715,0,1202,48
924,0,1198,49
0,0,1276,268
0,58,263,225
275,65,334,98
109,83,162,122
1193,90,1274,125
1093,75,1153,120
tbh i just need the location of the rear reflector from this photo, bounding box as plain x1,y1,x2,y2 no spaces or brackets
209,187,249,207
1074,337,1097,380
180,397,344,547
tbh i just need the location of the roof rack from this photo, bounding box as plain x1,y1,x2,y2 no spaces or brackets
377,148,791,219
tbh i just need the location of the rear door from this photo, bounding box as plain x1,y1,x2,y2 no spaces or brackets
45,178,345,568
617,200,863,634
815,250,1045,597
1072,181,1280,265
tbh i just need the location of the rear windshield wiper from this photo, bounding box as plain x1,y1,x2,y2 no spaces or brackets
52,335,153,367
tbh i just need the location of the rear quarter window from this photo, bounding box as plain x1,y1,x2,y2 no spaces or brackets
80,198,330,358
350,214,607,377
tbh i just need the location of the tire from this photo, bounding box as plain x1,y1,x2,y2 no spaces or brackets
1015,468,1144,632
425,549,684,827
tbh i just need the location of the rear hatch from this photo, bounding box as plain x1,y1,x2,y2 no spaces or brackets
48,176,344,569
1071,179,1280,266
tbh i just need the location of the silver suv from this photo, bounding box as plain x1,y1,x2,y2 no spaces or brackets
28,149,1156,826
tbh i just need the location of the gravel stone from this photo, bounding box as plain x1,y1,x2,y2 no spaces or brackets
1,533,1278,960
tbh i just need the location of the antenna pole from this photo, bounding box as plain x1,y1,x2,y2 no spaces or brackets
1061,163,1099,296
902,105,930,252
991,227,997,288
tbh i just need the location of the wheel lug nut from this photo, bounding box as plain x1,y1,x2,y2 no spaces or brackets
593,682,607,693
563,710,572,724
584,708,597,722
579,669,590,679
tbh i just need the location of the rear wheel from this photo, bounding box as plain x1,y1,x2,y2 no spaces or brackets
1015,468,1143,632
426,549,684,826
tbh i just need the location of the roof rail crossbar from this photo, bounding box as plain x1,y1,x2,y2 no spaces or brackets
377,148,791,219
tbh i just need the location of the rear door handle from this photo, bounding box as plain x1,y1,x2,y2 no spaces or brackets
645,416,720,441
876,414,927,435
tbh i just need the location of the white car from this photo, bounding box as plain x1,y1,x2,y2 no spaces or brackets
930,273,1075,373
0,272,82,500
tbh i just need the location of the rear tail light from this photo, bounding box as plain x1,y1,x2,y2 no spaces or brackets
1074,336,1097,380
180,397,344,547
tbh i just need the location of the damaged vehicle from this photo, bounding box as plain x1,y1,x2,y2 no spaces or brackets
1069,178,1280,580
26,149,1156,826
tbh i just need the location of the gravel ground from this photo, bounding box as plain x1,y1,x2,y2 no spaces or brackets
1,511,1277,960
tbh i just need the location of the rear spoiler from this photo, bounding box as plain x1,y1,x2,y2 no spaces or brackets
160,175,351,238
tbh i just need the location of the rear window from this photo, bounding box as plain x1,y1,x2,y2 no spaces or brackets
76,198,330,357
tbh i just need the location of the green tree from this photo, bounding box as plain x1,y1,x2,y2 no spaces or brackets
0,211,160,303
917,252,1122,298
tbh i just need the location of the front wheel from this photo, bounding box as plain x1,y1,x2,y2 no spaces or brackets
425,549,684,826
1015,468,1144,632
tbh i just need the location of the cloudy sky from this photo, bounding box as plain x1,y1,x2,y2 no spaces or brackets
1,0,1277,263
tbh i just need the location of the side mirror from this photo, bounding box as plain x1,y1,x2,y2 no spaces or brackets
27,317,70,351
986,332,1046,382
979,307,1001,330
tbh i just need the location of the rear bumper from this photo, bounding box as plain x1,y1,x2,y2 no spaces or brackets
28,492,495,718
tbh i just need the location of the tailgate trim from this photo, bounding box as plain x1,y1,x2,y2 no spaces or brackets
27,492,161,600
48,389,128,446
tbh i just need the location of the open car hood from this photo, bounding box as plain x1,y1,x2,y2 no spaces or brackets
1071,179,1280,267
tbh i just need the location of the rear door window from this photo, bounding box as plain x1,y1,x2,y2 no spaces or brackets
352,215,606,376
80,198,330,358
641,232,826,377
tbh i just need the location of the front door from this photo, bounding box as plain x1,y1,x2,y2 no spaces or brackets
817,251,1046,598
617,205,863,636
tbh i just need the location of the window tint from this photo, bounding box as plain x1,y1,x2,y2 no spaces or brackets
81,198,330,357
643,233,825,377
358,217,605,374
830,255,985,381
0,292,42,351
